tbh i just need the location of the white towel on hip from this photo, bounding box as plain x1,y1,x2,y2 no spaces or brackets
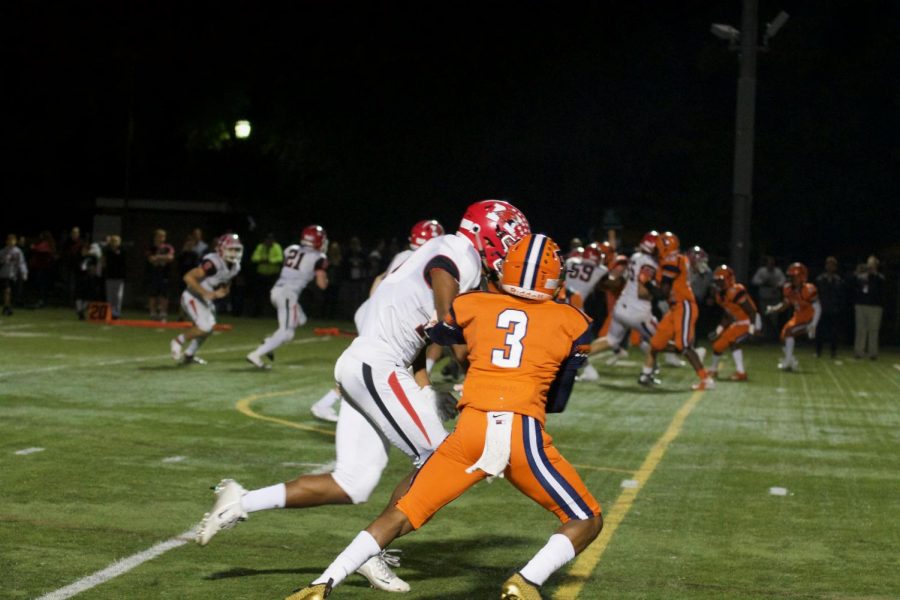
466,411,513,478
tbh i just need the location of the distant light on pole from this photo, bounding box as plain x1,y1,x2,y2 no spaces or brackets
234,120,251,139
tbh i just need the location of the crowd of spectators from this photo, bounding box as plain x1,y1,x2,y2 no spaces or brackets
1,226,895,358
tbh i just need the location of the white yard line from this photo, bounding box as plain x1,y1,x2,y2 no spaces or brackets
32,444,335,599
0,337,327,379
34,528,197,600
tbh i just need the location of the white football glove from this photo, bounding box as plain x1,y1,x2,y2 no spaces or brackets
765,305,777,315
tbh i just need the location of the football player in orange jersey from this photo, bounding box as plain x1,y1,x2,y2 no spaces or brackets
642,231,714,390
286,234,602,600
765,262,821,371
708,265,761,381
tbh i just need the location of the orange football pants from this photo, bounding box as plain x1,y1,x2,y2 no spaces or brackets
780,316,812,341
712,322,751,354
396,408,601,529
651,299,698,352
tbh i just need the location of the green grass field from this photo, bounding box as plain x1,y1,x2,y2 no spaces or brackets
2,309,899,599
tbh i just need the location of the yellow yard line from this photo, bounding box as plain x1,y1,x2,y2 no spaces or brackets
553,390,705,599
570,463,634,474
236,390,336,437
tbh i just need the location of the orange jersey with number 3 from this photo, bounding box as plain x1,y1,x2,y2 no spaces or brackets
657,252,696,304
447,291,591,424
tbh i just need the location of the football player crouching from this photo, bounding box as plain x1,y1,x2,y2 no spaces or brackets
170,233,242,365
765,262,820,371
707,264,761,380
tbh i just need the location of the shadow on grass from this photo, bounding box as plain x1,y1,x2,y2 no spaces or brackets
595,382,685,395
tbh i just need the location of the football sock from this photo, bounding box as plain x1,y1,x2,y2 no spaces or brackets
520,533,576,586
425,357,435,374
314,530,381,587
641,365,654,375
733,349,745,373
186,339,200,356
784,337,795,362
255,330,288,356
582,362,599,379
313,388,340,410
175,334,186,346
710,353,722,371
242,483,286,512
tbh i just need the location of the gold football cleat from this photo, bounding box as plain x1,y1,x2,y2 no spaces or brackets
500,573,542,600
285,579,332,600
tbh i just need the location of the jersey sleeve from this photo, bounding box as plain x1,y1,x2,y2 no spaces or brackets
423,255,460,286
804,283,819,302
314,257,328,271
201,259,218,276
545,324,592,414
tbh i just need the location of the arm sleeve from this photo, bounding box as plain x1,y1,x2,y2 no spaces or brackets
811,299,822,328
423,255,460,286
545,325,592,414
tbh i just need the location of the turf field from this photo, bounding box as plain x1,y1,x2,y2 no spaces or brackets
2,309,899,599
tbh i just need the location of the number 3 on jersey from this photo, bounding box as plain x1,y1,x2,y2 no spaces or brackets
491,309,528,368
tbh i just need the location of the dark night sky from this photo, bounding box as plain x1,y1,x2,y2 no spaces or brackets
3,0,898,266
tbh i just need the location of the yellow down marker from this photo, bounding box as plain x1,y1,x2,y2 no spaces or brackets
236,389,336,437
553,390,705,599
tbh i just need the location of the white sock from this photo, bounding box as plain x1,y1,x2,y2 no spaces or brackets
242,483,286,513
641,365,653,375
186,339,201,355
255,330,290,356
732,349,745,373
582,362,598,378
313,530,381,587
519,533,576,586
425,357,435,373
313,388,340,410
175,334,186,346
784,337,795,362
711,353,721,371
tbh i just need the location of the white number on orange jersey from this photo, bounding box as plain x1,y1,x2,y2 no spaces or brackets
491,309,528,368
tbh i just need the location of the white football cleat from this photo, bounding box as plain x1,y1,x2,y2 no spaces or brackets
170,338,184,362
605,348,629,365
246,352,269,370
311,403,339,423
196,479,248,546
356,549,410,593
664,353,686,367
692,376,716,391
778,357,798,371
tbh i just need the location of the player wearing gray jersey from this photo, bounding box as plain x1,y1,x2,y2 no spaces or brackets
170,234,242,365
247,226,329,369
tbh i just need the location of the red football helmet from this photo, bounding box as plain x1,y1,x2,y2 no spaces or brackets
301,225,328,251
409,219,444,249
500,233,562,302
458,200,531,275
582,242,607,266
787,261,808,284
713,264,736,289
639,230,659,254
656,231,680,256
567,246,585,259
216,233,244,264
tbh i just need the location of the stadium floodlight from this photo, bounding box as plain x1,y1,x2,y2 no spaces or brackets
710,23,741,43
234,120,251,139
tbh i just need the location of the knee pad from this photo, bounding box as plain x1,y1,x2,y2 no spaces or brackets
331,460,386,504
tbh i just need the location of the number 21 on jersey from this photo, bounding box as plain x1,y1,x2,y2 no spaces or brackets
491,309,528,368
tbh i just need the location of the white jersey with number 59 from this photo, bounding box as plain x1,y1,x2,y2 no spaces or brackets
619,251,658,310
275,244,328,296
565,257,609,300
357,233,482,367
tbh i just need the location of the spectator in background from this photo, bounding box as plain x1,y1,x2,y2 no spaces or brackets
29,230,56,307
852,255,885,360
1,234,28,316
367,238,386,283
75,238,102,320
342,236,367,317
103,235,126,319
60,226,85,305
323,240,342,319
814,256,844,358
250,233,284,316
146,229,175,321
192,227,209,258
752,255,786,340
178,234,201,287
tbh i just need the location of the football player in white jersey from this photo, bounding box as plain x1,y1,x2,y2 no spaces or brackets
311,219,444,422
590,231,660,363
195,201,530,593
246,226,329,369
170,233,242,365
564,242,610,381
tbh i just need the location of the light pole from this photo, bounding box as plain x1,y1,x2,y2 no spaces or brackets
711,3,789,282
